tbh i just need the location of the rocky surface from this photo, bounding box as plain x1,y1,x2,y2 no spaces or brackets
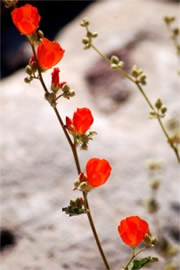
0,0,179,269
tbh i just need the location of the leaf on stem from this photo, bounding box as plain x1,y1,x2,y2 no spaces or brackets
126,256,158,270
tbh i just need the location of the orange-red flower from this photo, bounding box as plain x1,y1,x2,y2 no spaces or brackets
86,158,112,187
11,4,41,35
118,216,149,247
66,108,94,134
51,68,66,92
37,38,65,70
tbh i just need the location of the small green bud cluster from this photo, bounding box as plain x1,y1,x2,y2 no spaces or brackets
73,174,92,193
155,98,167,116
131,65,147,85
3,0,18,8
29,30,44,44
149,98,167,118
144,233,158,248
164,16,180,57
62,84,75,99
164,16,175,24
81,17,98,49
24,57,38,84
74,131,97,151
62,197,86,216
146,198,159,213
110,55,124,70
150,178,160,191
146,159,164,171
44,92,57,108
80,17,90,27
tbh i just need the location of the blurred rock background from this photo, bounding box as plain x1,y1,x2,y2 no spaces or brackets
0,0,179,269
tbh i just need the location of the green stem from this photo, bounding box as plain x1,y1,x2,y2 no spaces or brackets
123,247,147,270
83,192,111,270
89,42,180,163
28,39,111,270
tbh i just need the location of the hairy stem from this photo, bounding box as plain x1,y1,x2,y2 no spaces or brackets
28,39,111,270
89,42,179,163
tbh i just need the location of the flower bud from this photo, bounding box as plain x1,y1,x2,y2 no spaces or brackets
3,0,18,8
81,143,88,150
74,179,80,188
155,98,163,109
82,37,90,45
84,44,91,50
164,16,175,24
111,55,120,64
80,17,89,27
79,182,88,192
37,30,44,39
25,65,33,76
69,89,75,97
24,77,32,83
161,106,167,114
150,179,160,190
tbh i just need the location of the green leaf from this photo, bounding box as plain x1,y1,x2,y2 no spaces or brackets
127,257,158,270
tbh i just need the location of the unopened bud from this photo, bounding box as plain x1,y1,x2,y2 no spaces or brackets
111,55,120,64
82,37,90,45
155,98,163,109
80,17,89,27
79,182,88,192
69,89,75,97
161,106,167,114
150,179,160,190
81,143,88,150
24,77,32,83
37,30,44,39
25,65,33,76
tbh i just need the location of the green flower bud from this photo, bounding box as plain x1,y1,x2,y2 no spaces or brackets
82,37,90,45
111,55,120,64
150,179,160,190
74,179,80,188
161,106,167,114
79,182,88,192
69,89,75,97
25,65,33,76
84,44,91,50
80,17,89,27
81,143,88,150
146,198,159,213
24,77,32,83
62,84,70,93
164,16,175,24
155,98,163,109
91,32,98,38
37,30,44,39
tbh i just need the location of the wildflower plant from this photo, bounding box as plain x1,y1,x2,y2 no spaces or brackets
2,0,167,269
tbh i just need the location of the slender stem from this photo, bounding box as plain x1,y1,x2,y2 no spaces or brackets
123,247,147,270
135,82,154,110
89,41,180,163
28,39,111,270
83,192,111,270
90,43,134,83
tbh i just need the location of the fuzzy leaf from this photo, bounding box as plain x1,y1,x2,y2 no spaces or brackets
127,257,158,270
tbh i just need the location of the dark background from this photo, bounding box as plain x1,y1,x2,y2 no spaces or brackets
1,0,94,79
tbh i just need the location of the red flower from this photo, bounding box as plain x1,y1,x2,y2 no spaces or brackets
118,216,149,247
86,158,112,187
11,4,41,35
37,38,65,70
51,68,66,92
66,108,94,134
